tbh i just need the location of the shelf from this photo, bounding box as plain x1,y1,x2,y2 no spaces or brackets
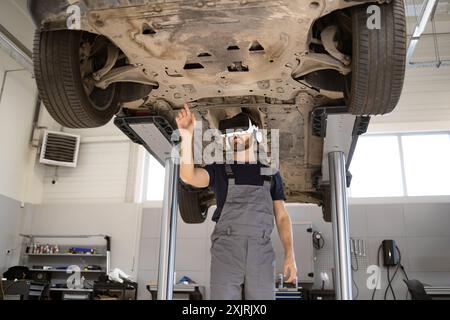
26,253,106,257
29,269,104,273
50,288,94,292
21,234,107,239
20,235,110,301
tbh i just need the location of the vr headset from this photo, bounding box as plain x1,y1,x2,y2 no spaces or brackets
219,113,263,143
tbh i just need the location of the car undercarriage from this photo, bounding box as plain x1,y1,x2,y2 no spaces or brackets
29,0,407,222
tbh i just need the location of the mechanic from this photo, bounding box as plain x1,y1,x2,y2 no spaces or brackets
176,104,297,300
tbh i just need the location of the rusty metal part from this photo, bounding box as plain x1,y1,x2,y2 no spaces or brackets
93,44,120,81
95,65,159,89
292,52,351,78
321,25,351,66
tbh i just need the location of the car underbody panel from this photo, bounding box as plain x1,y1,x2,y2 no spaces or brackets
30,0,364,107
84,0,356,106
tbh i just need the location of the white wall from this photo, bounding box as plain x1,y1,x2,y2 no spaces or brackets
41,139,133,204
0,50,43,204
0,0,35,50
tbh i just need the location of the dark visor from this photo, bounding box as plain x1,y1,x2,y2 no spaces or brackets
218,113,251,134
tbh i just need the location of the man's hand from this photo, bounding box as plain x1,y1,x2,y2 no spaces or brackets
284,255,298,284
176,103,195,136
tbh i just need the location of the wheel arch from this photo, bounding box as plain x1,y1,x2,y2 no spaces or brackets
28,0,72,29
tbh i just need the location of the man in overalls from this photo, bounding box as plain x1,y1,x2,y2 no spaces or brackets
176,104,297,300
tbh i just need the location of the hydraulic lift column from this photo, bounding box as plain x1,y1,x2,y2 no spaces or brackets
113,116,180,301
328,151,352,300
321,114,357,300
157,156,179,300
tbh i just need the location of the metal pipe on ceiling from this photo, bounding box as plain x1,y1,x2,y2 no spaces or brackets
407,0,450,68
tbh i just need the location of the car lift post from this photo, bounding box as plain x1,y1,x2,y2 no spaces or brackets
328,151,353,300
113,116,181,300
157,156,179,300
321,113,360,300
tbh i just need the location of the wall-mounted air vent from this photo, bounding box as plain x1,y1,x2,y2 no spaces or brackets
39,131,81,168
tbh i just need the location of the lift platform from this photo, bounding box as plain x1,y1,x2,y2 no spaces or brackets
114,109,370,301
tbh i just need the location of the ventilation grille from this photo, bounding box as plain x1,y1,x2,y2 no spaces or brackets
39,131,81,168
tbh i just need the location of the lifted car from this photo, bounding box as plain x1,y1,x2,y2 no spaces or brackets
29,0,407,223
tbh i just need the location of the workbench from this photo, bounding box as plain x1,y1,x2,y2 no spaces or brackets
146,282,204,300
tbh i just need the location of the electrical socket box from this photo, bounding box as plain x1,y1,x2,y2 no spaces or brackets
382,240,399,266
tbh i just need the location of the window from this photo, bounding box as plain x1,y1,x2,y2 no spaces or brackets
140,132,450,201
349,136,404,198
349,132,450,198
144,154,165,201
401,134,450,196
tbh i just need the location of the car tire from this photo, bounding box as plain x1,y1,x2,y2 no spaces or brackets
34,30,121,128
346,0,407,115
178,181,209,224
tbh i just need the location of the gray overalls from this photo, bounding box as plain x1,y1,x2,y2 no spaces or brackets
210,164,276,300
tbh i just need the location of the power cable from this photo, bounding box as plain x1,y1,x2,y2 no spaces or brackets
371,245,382,300
351,246,359,299
384,245,402,300
372,243,410,300
400,255,410,300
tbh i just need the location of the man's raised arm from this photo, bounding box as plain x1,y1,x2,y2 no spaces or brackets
176,104,210,188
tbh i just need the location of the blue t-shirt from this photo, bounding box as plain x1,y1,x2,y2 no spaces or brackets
204,162,286,222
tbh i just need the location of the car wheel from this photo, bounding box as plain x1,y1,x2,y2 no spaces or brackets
34,30,121,128
178,181,209,224
346,0,407,115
